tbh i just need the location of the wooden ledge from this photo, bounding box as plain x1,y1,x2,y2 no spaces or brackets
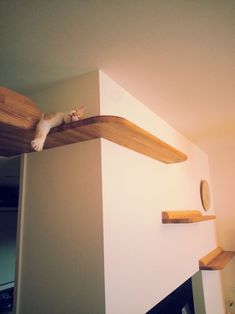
46,116,187,163
0,86,187,163
0,112,188,163
0,86,42,130
162,210,216,224
199,247,235,270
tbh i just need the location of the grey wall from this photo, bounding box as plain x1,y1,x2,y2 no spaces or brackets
16,140,105,314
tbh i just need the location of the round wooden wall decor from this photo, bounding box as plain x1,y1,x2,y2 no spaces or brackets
200,180,210,211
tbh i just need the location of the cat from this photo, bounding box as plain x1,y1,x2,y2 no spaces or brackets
31,105,86,152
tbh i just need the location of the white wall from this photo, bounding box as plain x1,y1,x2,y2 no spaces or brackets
30,71,100,116
16,73,105,314
209,143,235,309
99,71,224,313
202,271,225,314
16,140,105,314
192,271,206,314
16,71,225,314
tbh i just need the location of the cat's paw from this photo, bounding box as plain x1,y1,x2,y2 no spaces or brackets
31,138,45,151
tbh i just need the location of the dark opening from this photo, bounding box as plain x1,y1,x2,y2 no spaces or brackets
0,156,20,314
146,278,195,314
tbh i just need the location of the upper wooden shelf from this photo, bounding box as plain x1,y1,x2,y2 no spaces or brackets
0,86,42,129
199,247,235,270
162,210,216,224
0,86,187,164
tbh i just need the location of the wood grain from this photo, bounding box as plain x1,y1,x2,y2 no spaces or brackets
162,210,216,223
199,247,235,270
200,180,211,211
0,86,42,130
0,115,188,164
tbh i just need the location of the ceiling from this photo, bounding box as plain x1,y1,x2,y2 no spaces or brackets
0,0,234,152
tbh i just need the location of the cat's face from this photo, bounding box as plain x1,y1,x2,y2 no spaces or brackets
69,105,86,122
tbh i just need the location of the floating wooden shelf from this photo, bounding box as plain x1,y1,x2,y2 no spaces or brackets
199,247,235,270
0,86,42,130
162,210,216,224
0,86,187,164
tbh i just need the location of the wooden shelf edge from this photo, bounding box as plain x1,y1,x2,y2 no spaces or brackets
0,86,187,163
0,113,188,164
162,210,216,224
0,86,42,130
199,247,235,270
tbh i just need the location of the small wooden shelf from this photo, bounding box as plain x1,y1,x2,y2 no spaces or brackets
199,247,235,270
162,210,216,224
0,87,187,164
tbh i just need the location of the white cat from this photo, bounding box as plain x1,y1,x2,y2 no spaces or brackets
31,105,86,152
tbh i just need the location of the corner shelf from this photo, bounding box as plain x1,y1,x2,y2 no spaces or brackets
162,210,216,224
0,86,187,164
199,247,235,270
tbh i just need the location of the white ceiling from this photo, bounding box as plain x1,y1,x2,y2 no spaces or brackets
0,0,234,152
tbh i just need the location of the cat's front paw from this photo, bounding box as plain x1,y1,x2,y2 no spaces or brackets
31,138,45,151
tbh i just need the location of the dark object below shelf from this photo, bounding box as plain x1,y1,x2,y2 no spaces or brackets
0,287,14,313
146,278,195,314
0,186,19,208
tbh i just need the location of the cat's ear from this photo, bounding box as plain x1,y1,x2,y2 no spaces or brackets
76,104,86,117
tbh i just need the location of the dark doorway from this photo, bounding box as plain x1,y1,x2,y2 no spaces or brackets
0,156,20,314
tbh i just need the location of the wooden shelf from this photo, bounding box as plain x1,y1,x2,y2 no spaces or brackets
0,87,187,164
162,210,216,224
0,86,42,130
199,247,235,270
